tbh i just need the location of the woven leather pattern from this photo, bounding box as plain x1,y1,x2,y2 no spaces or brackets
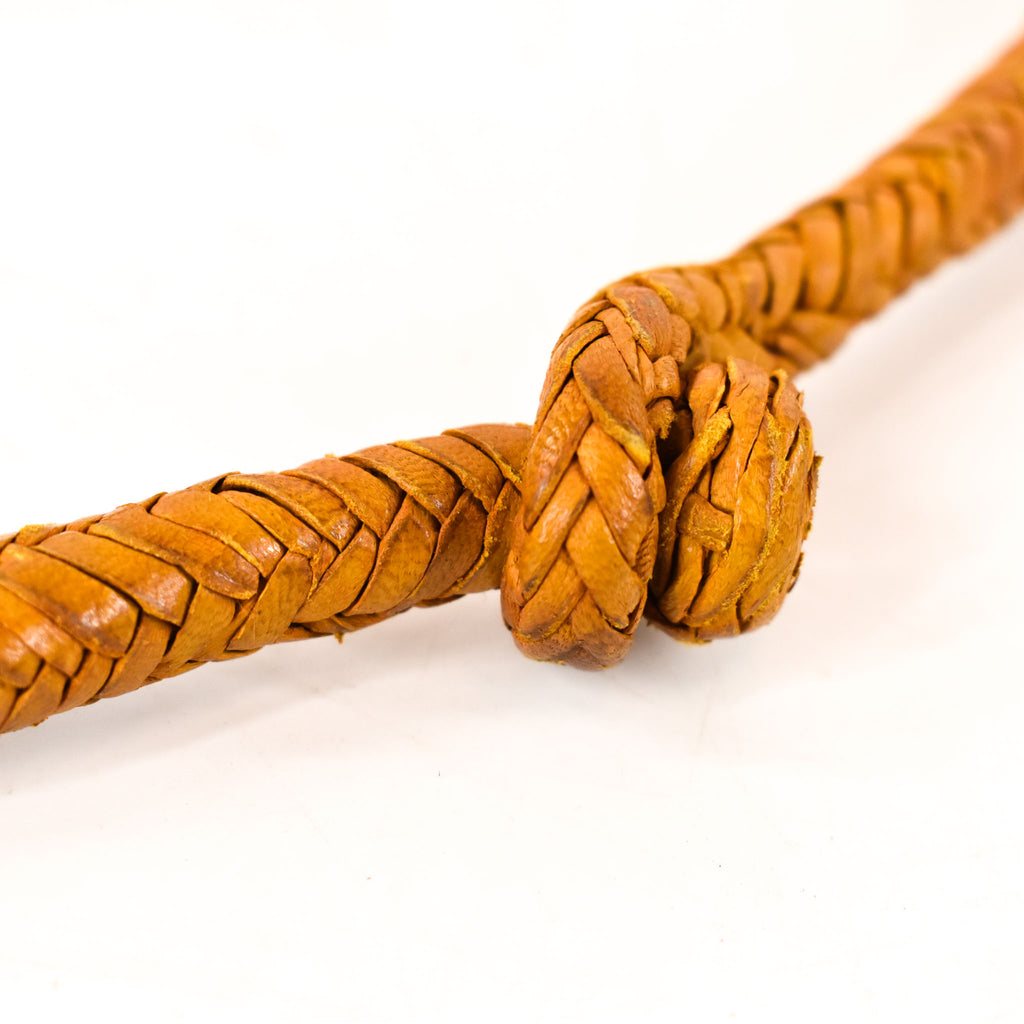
0,426,530,731
503,35,1024,665
2,36,1023,730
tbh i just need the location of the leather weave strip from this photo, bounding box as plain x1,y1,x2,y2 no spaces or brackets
503,33,1024,665
2,35,1023,731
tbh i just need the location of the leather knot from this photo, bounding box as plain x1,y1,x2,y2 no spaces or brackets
501,276,819,669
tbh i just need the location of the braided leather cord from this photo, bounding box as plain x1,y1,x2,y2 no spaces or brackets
2,35,1023,730
0,425,530,731
502,34,1024,665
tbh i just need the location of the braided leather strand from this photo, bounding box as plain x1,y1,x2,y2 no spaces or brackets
501,34,1024,665
0,426,529,732
1,35,1023,730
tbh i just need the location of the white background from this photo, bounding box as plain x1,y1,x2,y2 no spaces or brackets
1,2,1023,1021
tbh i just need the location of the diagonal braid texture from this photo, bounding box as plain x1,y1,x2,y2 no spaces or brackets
502,33,1024,665
2,34,1024,731
0,426,530,732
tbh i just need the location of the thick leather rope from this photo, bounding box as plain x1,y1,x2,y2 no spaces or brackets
2,36,1023,732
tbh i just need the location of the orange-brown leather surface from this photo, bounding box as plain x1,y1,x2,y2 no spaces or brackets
2,35,1023,731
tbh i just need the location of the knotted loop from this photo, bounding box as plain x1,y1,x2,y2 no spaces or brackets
501,268,820,668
